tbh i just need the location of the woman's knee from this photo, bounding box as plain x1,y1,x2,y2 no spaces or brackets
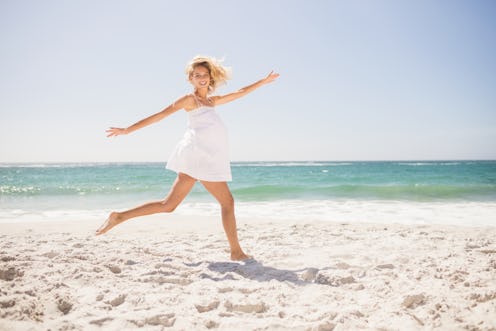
159,199,178,213
159,173,196,213
221,195,235,212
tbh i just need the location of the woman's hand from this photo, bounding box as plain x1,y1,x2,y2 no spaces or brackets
106,127,128,138
209,71,280,106
262,71,280,85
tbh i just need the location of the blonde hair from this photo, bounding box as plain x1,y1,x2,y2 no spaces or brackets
186,56,231,93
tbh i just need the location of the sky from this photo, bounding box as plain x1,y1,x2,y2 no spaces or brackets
0,0,495,162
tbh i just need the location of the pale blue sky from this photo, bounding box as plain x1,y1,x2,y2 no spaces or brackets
1,0,495,162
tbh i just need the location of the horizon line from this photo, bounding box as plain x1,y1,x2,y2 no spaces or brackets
1,159,495,165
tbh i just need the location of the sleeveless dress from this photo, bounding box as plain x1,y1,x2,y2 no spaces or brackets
166,95,232,182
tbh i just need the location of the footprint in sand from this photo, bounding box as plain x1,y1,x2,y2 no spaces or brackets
107,264,122,274
205,320,219,329
56,295,73,315
42,251,59,259
376,264,395,270
224,300,268,314
106,294,126,307
89,317,113,326
315,273,356,287
195,300,220,313
127,314,176,328
402,294,426,309
0,255,16,262
0,266,22,281
218,287,233,293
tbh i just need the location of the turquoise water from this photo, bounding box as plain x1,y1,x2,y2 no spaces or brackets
1,161,495,199
1,161,495,216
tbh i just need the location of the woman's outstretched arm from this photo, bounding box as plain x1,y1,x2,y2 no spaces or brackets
106,95,189,137
212,71,279,106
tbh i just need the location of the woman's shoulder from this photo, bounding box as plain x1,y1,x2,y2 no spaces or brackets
174,94,197,111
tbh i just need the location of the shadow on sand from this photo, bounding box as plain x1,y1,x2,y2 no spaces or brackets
202,259,321,285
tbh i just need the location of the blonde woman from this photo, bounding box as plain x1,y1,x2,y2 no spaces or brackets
96,56,279,260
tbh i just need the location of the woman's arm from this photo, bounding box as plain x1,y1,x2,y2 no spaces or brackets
212,71,279,106
106,95,190,137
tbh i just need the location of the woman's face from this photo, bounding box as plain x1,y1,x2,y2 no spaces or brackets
190,65,210,90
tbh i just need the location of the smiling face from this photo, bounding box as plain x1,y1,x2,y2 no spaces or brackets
190,65,211,91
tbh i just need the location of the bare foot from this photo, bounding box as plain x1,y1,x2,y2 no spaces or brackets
231,251,252,261
96,212,120,235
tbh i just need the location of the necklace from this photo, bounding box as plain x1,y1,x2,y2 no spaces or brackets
194,92,213,106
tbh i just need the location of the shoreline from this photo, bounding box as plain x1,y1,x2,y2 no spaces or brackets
2,199,496,228
1,216,495,330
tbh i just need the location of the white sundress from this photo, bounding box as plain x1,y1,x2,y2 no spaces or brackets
166,95,232,182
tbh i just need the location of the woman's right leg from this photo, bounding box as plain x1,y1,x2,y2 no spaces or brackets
96,173,196,235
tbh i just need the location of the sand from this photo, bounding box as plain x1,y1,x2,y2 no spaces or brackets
1,215,495,330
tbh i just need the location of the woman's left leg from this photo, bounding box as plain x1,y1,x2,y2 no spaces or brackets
200,180,249,261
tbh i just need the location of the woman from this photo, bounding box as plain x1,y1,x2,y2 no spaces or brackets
96,56,279,261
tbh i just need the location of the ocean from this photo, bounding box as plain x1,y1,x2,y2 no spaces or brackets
1,161,496,226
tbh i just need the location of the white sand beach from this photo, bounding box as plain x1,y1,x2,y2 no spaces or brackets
1,215,495,330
